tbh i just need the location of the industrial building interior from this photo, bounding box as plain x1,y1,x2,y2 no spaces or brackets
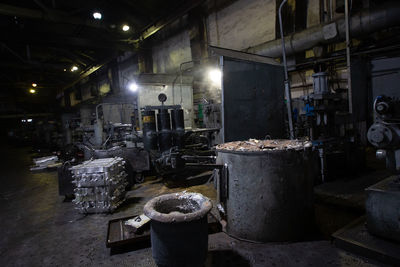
1,0,400,266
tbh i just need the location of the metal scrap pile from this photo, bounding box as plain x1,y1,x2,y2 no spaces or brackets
216,139,312,152
30,155,61,171
70,157,127,213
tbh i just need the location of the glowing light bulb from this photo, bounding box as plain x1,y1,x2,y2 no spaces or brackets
128,82,138,92
93,12,102,20
208,69,222,86
122,24,130,32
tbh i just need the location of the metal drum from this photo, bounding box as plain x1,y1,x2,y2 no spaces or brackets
157,109,172,152
142,110,158,151
171,108,185,148
216,139,315,242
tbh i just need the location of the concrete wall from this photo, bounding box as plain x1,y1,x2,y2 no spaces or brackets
152,30,192,74
118,53,140,92
102,103,135,124
207,0,276,51
307,0,321,27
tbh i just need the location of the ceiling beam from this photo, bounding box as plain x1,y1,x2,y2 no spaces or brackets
127,0,205,44
60,54,117,93
0,3,108,30
0,60,69,71
0,32,133,50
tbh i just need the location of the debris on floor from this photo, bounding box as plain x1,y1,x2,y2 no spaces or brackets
30,155,60,171
125,214,150,230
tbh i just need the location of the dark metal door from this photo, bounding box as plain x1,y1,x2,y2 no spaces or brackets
221,57,285,142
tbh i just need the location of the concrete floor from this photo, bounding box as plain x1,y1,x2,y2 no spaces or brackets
0,146,384,266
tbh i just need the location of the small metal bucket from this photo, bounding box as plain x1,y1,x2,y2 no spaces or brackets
144,192,212,267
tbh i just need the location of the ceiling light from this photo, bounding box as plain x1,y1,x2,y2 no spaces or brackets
122,24,130,32
92,12,102,20
32,83,37,87
208,68,222,86
27,119,33,122
128,82,138,92
71,66,79,72
29,88,36,94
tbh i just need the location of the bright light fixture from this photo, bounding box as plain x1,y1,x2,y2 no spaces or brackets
93,12,102,20
71,66,79,72
122,24,130,32
29,88,36,94
128,82,138,92
208,69,222,86
21,119,26,122
27,119,32,122
32,83,37,87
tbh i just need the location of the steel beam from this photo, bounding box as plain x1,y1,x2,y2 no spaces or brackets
0,3,108,30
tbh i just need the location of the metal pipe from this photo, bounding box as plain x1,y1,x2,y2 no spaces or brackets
345,0,353,114
278,0,289,83
247,2,400,58
278,0,295,140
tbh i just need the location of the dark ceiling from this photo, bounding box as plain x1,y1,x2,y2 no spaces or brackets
0,0,190,100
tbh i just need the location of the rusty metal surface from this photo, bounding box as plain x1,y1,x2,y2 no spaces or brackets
217,146,315,242
143,192,212,223
365,176,400,242
107,214,151,249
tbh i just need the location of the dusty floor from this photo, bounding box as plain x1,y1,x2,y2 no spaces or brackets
0,146,385,266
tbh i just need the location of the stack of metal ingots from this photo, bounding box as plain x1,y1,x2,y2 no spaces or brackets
70,157,127,213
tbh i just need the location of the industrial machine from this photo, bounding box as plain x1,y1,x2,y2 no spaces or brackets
141,93,186,171
293,67,364,182
366,95,400,242
141,93,218,174
367,95,400,173
57,105,148,198
58,93,219,200
333,95,400,264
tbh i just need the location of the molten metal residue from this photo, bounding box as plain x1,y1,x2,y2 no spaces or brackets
216,139,312,152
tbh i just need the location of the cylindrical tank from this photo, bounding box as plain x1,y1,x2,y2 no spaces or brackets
144,192,212,267
216,139,315,242
312,72,329,95
171,109,185,148
157,109,172,152
142,110,158,151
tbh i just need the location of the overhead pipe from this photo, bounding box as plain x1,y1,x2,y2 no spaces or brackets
278,0,295,140
247,2,400,58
